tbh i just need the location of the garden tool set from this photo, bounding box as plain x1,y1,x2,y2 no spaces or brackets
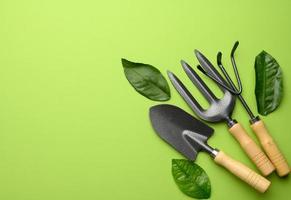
149,42,290,193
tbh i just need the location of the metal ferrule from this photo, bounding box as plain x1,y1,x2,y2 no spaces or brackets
210,148,219,158
249,116,260,124
226,118,237,128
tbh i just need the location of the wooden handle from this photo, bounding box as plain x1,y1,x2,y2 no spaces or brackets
229,123,275,176
251,120,290,177
214,151,271,193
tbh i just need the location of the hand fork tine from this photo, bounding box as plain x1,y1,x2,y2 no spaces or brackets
181,60,217,103
167,70,206,118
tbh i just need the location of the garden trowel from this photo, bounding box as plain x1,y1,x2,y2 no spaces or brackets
149,104,270,193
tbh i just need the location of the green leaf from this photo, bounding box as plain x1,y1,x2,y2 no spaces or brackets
255,51,283,116
172,159,211,199
121,58,171,101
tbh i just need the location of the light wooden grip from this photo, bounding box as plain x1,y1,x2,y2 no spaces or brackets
251,120,290,177
229,123,275,176
214,151,271,193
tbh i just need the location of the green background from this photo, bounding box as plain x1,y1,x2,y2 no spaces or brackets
0,0,290,199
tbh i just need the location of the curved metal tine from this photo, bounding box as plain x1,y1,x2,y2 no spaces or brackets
194,49,229,92
230,41,242,93
197,65,241,95
167,70,206,118
181,60,217,103
217,52,242,94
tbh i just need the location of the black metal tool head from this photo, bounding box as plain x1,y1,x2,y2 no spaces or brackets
168,50,236,123
196,42,257,122
149,104,214,160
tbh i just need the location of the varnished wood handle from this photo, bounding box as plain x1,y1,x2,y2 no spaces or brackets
251,120,290,177
214,151,271,193
229,123,275,176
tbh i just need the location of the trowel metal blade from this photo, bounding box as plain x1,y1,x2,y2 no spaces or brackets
149,104,214,160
